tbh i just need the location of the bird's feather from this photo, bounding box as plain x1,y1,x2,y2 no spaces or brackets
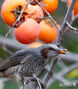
0,49,33,71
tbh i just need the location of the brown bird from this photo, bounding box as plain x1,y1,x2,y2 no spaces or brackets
0,44,67,80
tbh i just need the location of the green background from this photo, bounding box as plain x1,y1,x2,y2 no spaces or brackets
0,0,78,89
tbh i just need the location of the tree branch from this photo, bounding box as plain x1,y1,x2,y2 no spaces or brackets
42,0,76,88
55,0,76,46
47,62,78,88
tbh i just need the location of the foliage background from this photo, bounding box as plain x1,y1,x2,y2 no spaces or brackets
0,0,78,89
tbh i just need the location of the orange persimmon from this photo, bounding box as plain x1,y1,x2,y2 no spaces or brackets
14,18,40,44
39,20,60,43
67,0,78,15
25,4,44,22
42,0,58,14
1,0,27,26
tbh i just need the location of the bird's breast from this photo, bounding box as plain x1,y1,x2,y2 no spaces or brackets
20,58,47,76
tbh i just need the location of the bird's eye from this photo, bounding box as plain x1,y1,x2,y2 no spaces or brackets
48,47,55,51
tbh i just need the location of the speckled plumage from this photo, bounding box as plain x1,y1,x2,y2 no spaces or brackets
0,44,65,79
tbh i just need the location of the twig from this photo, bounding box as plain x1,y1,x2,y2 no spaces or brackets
2,45,13,55
0,36,26,50
33,75,43,89
59,53,78,62
21,80,27,89
1,36,78,63
43,57,58,87
54,63,78,78
2,0,31,54
55,0,76,46
47,62,78,88
57,58,67,69
62,14,78,34
36,0,59,31
54,76,70,84
0,1,77,89
42,0,76,89
5,0,31,38
66,21,78,31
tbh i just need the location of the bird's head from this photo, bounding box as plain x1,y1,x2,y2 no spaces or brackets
40,44,68,58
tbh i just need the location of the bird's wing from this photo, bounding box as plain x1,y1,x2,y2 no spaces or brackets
20,54,32,64
0,59,12,71
0,52,32,71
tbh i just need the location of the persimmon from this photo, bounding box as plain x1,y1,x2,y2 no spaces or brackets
1,0,27,26
42,0,58,14
14,18,40,44
25,4,44,22
27,42,43,48
67,0,78,15
39,19,60,43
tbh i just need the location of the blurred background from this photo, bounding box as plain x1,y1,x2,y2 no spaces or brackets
0,0,78,89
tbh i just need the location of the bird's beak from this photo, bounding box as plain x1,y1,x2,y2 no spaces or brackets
59,49,68,54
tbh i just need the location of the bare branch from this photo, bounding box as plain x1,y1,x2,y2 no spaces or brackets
36,0,59,31
59,53,78,62
0,36,26,50
0,0,77,89
47,62,78,88
43,57,58,87
66,21,78,31
0,36,78,63
62,14,78,34
57,58,67,69
42,1,76,88
55,63,78,78
55,0,76,46
5,0,31,38
54,76,70,84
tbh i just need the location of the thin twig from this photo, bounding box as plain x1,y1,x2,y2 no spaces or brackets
1,37,78,63
0,1,77,89
33,75,43,89
66,21,78,31
54,76,70,83
36,0,59,31
47,62,78,88
57,58,67,69
0,36,26,50
43,57,58,87
59,53,78,62
5,0,31,38
2,0,31,54
42,0,76,89
55,0,76,46
62,14,78,34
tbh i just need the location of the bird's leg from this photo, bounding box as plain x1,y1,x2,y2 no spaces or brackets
21,80,27,89
33,74,44,89
21,77,35,89
20,72,26,89
21,76,25,89
20,72,33,89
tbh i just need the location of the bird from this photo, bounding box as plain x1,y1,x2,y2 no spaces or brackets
0,44,67,80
